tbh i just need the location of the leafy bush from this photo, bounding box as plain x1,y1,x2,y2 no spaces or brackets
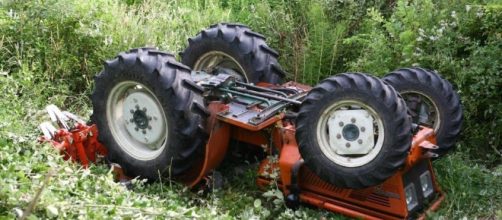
342,0,502,164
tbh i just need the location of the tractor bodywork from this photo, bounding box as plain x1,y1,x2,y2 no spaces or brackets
177,72,444,219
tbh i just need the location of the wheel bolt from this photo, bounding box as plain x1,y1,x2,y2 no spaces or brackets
148,125,152,130
142,130,146,134
358,139,363,144
148,116,152,121
346,143,351,148
339,122,344,127
135,105,140,109
351,118,356,123
130,109,134,114
134,127,139,131
336,134,341,139
143,107,147,112
129,118,134,123
361,127,366,132
133,98,138,103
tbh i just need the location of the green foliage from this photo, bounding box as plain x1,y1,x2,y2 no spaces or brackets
0,0,501,218
342,0,502,163
433,153,502,218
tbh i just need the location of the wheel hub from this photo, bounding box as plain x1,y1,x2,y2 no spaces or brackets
107,81,168,161
342,124,360,141
402,91,440,132
327,109,375,155
193,51,248,82
132,109,149,129
122,92,165,148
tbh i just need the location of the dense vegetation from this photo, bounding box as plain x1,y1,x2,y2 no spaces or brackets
0,0,501,219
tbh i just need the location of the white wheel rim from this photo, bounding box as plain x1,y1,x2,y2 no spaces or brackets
106,81,168,161
401,91,441,132
193,51,249,82
316,100,385,167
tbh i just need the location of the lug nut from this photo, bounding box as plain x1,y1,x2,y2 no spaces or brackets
336,134,341,139
129,118,134,123
148,116,152,121
135,105,140,109
142,130,147,134
143,107,147,112
134,127,139,131
358,139,363,144
133,98,138,103
361,127,366,132
351,118,356,123
346,143,351,148
148,125,152,130
339,122,344,127
130,109,134,114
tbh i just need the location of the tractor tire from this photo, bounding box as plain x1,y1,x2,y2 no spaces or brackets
296,73,412,189
181,22,285,84
382,67,463,157
91,48,203,181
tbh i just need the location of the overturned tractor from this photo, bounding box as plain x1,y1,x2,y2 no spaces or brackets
41,23,462,219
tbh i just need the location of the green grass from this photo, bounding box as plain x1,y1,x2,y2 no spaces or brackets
0,92,501,219
1,0,501,219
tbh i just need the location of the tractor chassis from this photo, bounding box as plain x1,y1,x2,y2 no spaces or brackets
177,74,445,219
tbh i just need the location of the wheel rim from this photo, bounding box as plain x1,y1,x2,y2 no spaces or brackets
106,81,168,161
401,91,440,132
316,100,385,167
192,51,249,82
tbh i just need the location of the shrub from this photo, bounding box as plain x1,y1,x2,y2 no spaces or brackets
342,0,502,163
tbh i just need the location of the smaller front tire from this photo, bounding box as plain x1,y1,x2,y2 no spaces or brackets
296,73,412,189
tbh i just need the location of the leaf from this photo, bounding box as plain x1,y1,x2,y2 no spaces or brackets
13,207,23,217
46,205,59,218
253,199,261,208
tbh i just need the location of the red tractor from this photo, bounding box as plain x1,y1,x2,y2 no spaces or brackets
42,23,463,219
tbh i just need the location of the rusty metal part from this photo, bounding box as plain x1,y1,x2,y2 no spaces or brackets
39,122,107,168
178,102,231,187
39,105,108,168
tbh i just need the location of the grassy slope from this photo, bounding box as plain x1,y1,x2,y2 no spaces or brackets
1,0,501,219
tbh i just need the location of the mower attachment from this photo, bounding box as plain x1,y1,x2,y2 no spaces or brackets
38,105,107,168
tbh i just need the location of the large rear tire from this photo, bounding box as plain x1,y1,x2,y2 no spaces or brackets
296,73,412,189
181,23,285,84
91,48,203,180
382,67,463,157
